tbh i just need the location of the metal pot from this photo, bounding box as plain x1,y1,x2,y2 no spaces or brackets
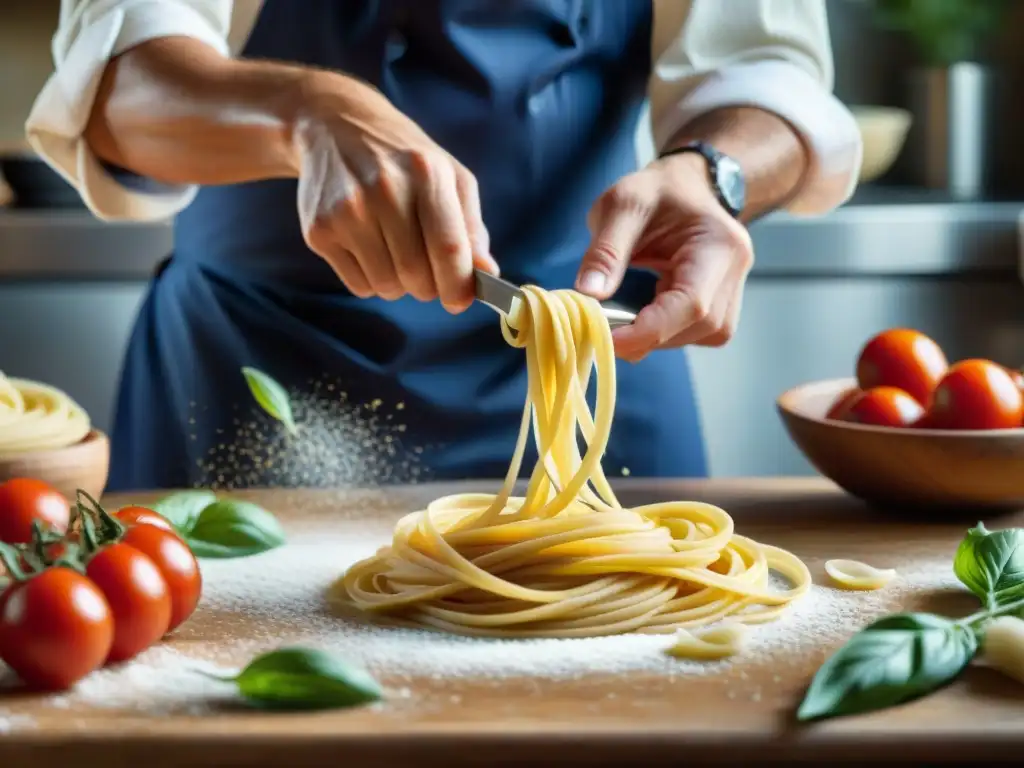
904,63,996,200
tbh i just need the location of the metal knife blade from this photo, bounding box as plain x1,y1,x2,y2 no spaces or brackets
473,269,636,329
474,270,521,316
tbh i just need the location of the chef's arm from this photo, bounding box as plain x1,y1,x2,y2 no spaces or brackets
83,37,309,186
26,0,340,222
648,0,862,219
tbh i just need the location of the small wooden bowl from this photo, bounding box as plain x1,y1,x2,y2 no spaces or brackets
0,430,110,502
777,378,1024,512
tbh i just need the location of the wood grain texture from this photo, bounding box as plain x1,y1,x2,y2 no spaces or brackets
1,477,1023,767
779,377,1024,511
0,429,109,502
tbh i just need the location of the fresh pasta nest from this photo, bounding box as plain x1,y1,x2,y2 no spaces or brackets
0,372,91,456
335,287,811,639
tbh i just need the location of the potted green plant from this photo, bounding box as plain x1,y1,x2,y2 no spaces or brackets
872,0,1007,65
869,0,1010,198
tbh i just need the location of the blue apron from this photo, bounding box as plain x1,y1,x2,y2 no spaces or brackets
108,0,708,491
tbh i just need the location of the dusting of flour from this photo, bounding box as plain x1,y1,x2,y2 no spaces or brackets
0,525,964,721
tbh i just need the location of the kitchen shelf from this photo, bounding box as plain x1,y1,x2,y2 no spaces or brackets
2,193,1021,280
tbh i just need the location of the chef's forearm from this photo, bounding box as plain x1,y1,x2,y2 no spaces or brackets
663,107,809,222
85,37,334,185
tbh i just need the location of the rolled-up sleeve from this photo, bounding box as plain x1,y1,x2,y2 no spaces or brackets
649,0,862,215
25,0,233,222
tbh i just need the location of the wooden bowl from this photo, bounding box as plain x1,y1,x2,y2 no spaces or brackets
777,378,1024,512
0,430,110,502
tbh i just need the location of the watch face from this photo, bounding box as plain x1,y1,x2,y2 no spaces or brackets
715,155,746,215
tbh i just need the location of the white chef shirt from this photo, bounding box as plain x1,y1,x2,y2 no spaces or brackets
26,0,862,222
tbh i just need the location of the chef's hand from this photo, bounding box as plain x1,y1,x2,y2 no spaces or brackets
294,76,498,313
575,153,754,362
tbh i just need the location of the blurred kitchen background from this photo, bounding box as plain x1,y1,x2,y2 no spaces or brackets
2,0,1024,477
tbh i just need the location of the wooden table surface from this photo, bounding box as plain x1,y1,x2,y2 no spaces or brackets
1,477,1023,767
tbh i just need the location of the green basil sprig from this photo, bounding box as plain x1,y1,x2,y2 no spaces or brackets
186,499,287,559
953,524,1024,609
241,366,298,435
798,613,975,721
798,524,1024,722
151,490,218,533
202,647,382,710
149,492,286,559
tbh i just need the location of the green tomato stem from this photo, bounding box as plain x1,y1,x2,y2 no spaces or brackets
76,489,127,546
26,519,53,570
0,542,28,582
80,511,101,555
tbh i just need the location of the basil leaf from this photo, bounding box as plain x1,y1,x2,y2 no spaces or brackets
241,367,298,435
953,524,1024,608
150,490,217,535
186,499,286,559
797,612,976,722
233,647,382,710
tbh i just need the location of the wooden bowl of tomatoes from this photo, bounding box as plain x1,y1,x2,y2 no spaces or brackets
777,329,1024,512
0,429,109,504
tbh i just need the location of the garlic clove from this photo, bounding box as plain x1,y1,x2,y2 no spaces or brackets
978,616,1024,685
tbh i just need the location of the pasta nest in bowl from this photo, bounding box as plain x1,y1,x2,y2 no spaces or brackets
0,373,91,456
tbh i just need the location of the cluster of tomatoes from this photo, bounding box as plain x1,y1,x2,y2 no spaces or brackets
0,477,202,691
826,328,1024,430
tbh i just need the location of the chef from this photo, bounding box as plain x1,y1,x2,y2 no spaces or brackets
27,1,861,490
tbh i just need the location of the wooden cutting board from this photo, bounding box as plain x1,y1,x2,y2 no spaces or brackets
0,477,1022,767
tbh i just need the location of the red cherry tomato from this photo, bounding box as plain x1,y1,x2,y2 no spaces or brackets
826,387,864,421
84,543,172,663
856,329,948,407
115,506,173,532
0,478,69,544
927,359,1024,430
841,386,924,428
0,567,114,690
911,411,936,429
120,524,202,632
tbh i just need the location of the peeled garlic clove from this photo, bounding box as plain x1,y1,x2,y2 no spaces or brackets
979,616,1024,685
665,622,748,660
825,559,897,591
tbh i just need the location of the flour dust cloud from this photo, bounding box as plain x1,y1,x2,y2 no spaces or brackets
188,374,432,490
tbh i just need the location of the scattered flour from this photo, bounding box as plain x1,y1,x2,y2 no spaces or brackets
0,497,973,729
0,712,35,733
0,526,966,722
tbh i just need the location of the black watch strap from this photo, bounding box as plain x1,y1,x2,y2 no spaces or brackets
659,141,746,218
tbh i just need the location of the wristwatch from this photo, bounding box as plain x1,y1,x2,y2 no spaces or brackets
659,141,746,218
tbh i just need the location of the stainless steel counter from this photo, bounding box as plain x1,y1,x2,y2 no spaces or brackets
0,210,172,280
1,192,1022,279
751,198,1021,275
